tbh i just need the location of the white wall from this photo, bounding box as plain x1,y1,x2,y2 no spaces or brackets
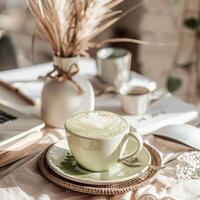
139,0,185,88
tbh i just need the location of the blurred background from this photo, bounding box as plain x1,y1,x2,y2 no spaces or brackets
0,0,199,101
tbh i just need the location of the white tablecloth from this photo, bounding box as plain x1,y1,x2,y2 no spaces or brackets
0,59,200,200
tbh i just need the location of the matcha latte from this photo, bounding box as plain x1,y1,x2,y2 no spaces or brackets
65,111,128,139
65,110,143,171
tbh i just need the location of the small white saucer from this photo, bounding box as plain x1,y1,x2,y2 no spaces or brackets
46,139,151,185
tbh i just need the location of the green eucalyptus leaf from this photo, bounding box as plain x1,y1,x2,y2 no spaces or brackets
176,62,193,71
184,18,199,30
166,76,182,92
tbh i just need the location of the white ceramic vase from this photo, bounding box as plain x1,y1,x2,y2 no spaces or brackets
41,56,95,128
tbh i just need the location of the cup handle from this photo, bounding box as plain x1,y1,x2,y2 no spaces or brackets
118,131,143,162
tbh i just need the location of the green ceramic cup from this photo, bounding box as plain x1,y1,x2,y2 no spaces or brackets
65,111,143,172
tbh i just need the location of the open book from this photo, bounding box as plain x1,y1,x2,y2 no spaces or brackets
124,95,199,135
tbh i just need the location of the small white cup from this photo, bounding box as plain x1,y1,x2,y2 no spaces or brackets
120,87,150,115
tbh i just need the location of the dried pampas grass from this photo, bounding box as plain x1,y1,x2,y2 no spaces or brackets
27,0,128,57
27,0,176,58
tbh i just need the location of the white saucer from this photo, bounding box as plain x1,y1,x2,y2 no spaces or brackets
46,139,151,185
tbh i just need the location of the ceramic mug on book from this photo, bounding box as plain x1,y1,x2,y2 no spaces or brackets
97,48,132,88
65,111,143,171
119,86,150,115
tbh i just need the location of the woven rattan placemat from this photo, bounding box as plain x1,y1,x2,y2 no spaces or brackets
38,144,162,196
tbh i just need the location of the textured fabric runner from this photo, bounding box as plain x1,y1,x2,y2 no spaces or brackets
0,128,198,200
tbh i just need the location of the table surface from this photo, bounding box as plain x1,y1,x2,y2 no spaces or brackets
0,60,199,200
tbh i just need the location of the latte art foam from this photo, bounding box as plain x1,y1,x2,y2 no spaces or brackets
65,111,128,139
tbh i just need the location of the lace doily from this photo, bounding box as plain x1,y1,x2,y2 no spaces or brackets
176,151,200,180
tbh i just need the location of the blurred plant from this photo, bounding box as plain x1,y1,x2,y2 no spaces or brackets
167,0,200,103
184,17,199,29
